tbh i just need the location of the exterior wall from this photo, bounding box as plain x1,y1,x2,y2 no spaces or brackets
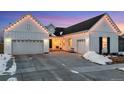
44,39,49,53
62,32,90,54
50,32,89,54
89,17,118,53
4,16,49,54
4,31,48,40
4,32,49,54
4,37,12,54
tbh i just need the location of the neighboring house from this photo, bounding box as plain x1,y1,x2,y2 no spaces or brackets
50,13,121,54
4,14,49,55
119,34,124,52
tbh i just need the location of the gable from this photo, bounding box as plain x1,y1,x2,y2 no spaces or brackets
4,15,48,34
47,24,56,34
90,14,121,35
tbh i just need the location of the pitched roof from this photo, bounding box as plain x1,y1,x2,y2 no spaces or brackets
4,14,48,33
54,27,65,36
54,13,105,36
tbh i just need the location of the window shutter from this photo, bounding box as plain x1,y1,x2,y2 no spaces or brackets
99,37,102,54
107,37,110,54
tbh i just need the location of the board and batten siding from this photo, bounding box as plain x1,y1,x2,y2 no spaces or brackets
89,16,118,53
4,15,49,54
4,31,48,40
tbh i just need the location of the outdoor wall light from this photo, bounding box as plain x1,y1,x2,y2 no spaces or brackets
5,38,11,43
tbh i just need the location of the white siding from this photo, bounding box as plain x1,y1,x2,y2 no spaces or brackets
62,32,89,54
89,16,118,53
4,16,49,54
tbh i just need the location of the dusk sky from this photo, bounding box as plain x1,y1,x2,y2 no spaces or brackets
0,11,124,35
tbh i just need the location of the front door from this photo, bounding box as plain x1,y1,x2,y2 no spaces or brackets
99,37,110,54
49,39,52,48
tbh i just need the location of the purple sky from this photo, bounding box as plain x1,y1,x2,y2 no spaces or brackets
0,11,124,37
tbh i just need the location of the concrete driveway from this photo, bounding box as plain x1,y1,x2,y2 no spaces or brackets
13,51,124,81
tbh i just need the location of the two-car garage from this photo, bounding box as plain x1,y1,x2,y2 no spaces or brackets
4,14,49,55
12,40,44,55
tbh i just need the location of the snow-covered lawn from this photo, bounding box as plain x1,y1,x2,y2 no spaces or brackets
0,54,16,75
83,51,112,65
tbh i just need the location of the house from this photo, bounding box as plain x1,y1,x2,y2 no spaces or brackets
3,13,121,55
4,14,49,55
50,13,121,54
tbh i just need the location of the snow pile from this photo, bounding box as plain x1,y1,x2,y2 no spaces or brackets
83,51,112,65
5,61,16,75
0,54,11,62
118,68,124,71
7,77,17,81
118,52,124,55
0,54,16,75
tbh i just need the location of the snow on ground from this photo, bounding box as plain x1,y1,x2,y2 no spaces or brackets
83,51,112,65
118,52,124,55
7,77,17,81
0,54,16,75
6,61,16,75
118,68,124,70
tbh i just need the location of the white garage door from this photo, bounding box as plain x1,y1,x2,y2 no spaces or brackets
77,39,86,54
12,40,44,55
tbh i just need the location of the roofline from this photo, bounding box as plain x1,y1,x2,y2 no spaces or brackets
89,13,106,31
106,13,122,34
54,13,105,36
53,30,89,37
4,14,49,34
89,13,121,35
89,14,106,31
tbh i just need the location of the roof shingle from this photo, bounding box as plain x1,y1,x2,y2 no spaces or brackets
54,13,105,36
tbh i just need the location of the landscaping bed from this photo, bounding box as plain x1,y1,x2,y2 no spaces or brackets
109,56,124,64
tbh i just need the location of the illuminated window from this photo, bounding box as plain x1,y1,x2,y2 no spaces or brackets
102,37,107,48
68,38,72,47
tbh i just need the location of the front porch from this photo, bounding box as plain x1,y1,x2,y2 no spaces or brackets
49,37,72,52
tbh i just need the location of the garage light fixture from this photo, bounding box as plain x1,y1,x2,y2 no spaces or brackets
5,38,11,43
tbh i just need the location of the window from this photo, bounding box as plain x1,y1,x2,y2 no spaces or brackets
102,37,107,48
68,38,72,47
26,22,31,31
77,39,85,42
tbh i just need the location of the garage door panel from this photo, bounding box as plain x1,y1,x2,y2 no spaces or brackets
77,40,86,54
12,40,43,55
